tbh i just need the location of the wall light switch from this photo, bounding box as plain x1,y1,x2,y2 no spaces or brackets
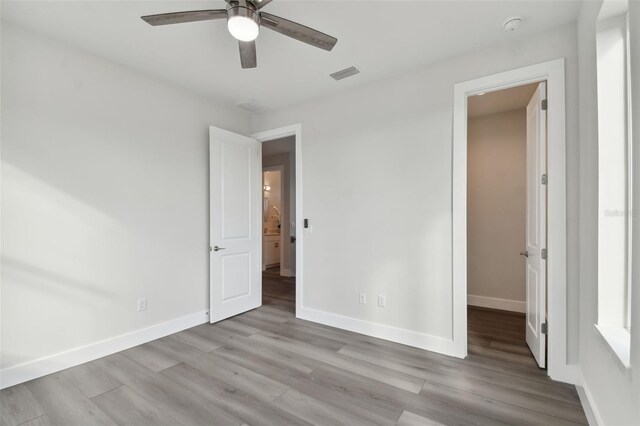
137,298,147,312
378,295,386,307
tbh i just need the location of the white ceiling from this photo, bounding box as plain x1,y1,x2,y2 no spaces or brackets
2,1,582,111
468,82,538,117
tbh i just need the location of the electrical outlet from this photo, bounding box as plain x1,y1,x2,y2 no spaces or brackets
359,293,367,304
378,295,386,307
137,298,147,312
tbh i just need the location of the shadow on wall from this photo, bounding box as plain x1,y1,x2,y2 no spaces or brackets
1,254,125,369
2,256,120,302
2,162,128,369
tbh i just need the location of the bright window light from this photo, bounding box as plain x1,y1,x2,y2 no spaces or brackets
595,0,632,367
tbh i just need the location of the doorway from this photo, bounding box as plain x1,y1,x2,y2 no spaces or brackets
261,136,297,313
451,58,580,384
466,82,546,368
208,124,302,324
262,167,284,274
452,59,574,384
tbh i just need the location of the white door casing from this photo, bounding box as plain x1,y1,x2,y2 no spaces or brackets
525,82,547,368
453,59,570,383
209,126,262,323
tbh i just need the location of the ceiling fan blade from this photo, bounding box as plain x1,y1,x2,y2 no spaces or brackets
239,41,257,69
256,0,274,9
141,10,227,26
260,12,337,51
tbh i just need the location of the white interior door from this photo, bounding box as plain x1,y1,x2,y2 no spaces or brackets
525,82,547,368
209,126,262,323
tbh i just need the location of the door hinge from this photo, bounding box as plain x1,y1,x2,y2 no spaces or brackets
541,321,548,335
541,174,548,185
541,99,548,110
209,246,212,252
541,248,548,260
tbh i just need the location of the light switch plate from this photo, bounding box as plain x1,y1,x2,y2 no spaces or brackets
137,298,147,312
378,295,386,307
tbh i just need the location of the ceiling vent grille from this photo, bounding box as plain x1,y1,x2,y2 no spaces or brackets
237,99,267,113
330,66,360,81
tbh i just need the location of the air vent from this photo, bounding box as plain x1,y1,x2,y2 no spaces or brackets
330,66,360,81
237,99,267,113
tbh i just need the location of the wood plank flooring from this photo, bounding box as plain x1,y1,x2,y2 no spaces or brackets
1,272,587,426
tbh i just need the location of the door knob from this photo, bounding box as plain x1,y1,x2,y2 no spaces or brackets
520,251,529,257
212,246,226,252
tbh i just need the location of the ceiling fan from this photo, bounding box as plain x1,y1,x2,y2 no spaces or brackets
141,0,338,69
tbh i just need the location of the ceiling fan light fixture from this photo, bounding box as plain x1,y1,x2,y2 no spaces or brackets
227,7,260,42
141,1,339,69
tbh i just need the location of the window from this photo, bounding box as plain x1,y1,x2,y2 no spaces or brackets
596,0,632,367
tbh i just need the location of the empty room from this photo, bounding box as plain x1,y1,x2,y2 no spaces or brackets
0,1,638,425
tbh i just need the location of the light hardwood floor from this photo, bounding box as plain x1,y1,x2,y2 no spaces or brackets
1,272,586,426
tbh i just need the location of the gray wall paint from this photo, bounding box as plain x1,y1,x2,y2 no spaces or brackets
0,23,250,370
467,109,526,305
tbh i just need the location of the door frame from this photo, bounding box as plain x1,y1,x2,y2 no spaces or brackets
252,124,303,316
262,165,285,275
452,59,575,383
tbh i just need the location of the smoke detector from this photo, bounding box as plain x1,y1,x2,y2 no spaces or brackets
503,17,522,32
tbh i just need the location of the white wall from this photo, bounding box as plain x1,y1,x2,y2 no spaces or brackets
467,109,526,310
251,24,580,359
577,1,640,424
0,23,249,373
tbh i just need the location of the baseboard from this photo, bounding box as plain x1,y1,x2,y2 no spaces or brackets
281,269,295,277
297,306,463,358
467,294,526,313
576,370,603,426
0,310,210,390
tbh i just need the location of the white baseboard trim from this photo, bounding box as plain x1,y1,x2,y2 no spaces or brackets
297,306,463,358
467,294,526,313
281,269,295,277
576,370,603,426
0,310,209,390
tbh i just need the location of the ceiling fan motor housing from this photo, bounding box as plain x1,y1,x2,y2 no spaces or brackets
226,1,260,42
227,1,260,25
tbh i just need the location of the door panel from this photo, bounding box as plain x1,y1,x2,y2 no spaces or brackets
221,142,252,239
210,126,262,323
525,82,547,368
221,253,251,301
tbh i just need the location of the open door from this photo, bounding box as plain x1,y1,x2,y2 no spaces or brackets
209,126,262,323
525,82,547,368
